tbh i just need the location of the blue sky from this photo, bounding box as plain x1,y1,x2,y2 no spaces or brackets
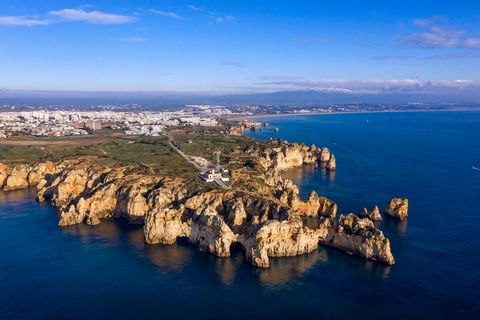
0,0,479,97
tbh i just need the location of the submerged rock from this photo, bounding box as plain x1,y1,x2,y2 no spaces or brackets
385,198,409,221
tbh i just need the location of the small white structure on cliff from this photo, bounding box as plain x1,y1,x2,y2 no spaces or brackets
199,169,229,183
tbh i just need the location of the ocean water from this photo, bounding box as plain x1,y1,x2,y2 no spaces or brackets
1,111,480,319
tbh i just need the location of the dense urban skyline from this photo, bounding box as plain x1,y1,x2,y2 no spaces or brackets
1,0,479,101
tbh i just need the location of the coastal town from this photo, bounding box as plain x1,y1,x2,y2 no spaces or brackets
0,109,219,138
0,106,274,190
1,101,470,139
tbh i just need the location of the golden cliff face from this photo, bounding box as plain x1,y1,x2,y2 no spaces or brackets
322,214,395,265
385,198,409,220
256,142,336,172
0,163,10,188
0,156,396,268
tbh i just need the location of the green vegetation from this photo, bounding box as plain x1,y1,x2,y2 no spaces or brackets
0,135,200,182
0,145,46,163
168,126,264,165
0,125,269,191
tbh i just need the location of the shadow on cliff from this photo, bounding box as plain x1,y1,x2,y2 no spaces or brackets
281,165,336,198
59,218,390,285
60,219,194,272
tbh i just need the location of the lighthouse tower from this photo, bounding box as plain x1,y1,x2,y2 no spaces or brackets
215,152,221,172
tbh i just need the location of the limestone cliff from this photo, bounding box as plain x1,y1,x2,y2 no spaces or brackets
256,141,336,172
322,214,395,265
0,163,10,189
0,157,395,268
3,165,30,191
277,180,337,218
0,161,58,191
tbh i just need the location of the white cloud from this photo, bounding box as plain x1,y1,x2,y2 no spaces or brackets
187,5,202,12
397,17,480,49
0,16,50,27
210,15,235,24
412,16,447,27
422,53,480,60
49,9,135,24
253,78,476,95
150,9,185,20
465,38,480,48
371,55,413,60
119,37,148,43
220,60,246,67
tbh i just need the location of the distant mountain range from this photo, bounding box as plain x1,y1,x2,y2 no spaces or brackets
1,89,479,107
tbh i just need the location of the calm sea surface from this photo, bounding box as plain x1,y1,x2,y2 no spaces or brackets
1,111,480,319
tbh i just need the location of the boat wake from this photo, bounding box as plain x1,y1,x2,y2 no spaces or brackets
473,166,480,171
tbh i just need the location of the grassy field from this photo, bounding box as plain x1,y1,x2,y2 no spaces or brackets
0,135,201,182
0,127,269,193
168,126,263,164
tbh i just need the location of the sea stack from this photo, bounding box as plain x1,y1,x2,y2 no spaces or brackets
359,205,382,221
320,147,331,162
385,198,409,220
323,213,395,265
326,155,336,171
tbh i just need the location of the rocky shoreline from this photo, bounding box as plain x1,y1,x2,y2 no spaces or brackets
0,140,405,268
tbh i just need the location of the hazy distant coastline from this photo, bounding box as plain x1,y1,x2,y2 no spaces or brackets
229,108,480,120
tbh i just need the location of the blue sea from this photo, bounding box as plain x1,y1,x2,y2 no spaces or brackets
1,111,480,319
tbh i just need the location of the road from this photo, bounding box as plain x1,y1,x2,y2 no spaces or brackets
167,135,203,171
214,178,231,189
166,134,230,189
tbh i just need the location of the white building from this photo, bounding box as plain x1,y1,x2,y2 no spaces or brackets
199,169,229,182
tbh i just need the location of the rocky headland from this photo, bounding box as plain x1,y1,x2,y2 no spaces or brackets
0,139,399,268
255,141,336,172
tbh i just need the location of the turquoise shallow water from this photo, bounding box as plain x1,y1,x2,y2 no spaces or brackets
1,111,480,319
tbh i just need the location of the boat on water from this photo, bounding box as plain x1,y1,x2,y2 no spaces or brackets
473,166,480,171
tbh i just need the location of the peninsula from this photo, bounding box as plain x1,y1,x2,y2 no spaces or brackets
0,119,402,268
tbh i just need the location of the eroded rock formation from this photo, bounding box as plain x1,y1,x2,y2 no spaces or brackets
322,214,395,265
359,205,382,221
0,157,395,268
3,164,30,191
256,141,336,172
385,198,409,221
0,163,11,188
